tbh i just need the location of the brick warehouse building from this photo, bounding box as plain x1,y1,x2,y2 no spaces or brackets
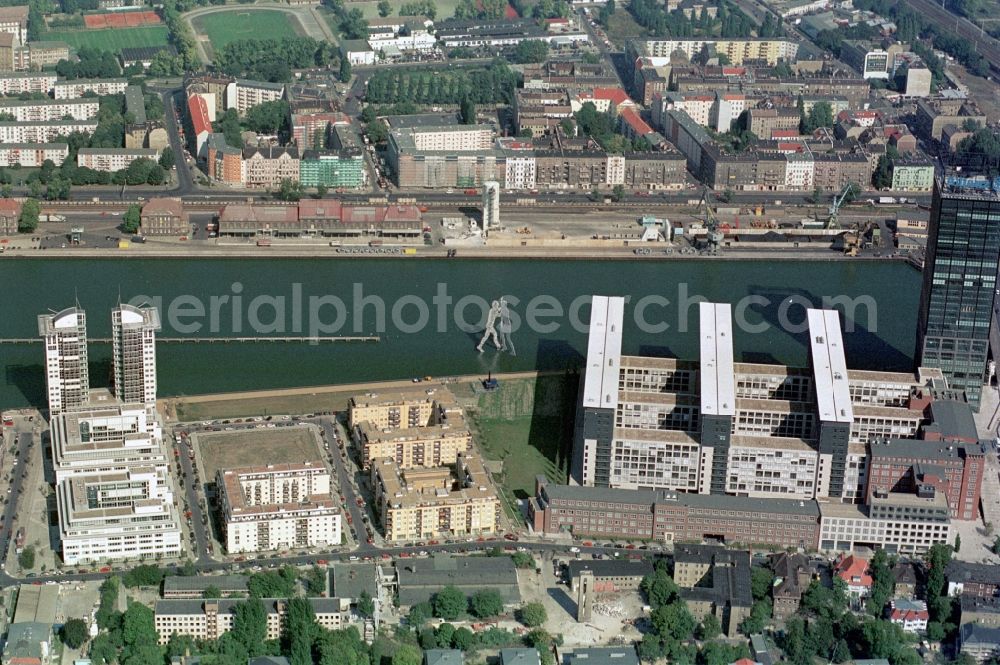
529,476,822,549
567,559,654,593
865,396,986,521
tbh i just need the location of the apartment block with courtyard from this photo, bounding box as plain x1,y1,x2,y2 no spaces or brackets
217,462,341,554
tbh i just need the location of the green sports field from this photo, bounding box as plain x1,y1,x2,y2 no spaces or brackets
45,25,169,52
193,10,301,51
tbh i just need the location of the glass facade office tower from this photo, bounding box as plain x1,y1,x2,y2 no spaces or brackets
916,179,1000,410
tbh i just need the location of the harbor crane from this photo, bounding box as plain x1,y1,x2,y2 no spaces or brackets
824,183,856,229
697,187,725,255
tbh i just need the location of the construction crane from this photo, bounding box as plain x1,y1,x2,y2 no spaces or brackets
825,183,855,229
697,187,725,254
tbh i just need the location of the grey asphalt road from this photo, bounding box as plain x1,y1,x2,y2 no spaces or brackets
156,87,196,195
0,432,36,582
174,431,212,563
316,418,371,547
0,539,656,589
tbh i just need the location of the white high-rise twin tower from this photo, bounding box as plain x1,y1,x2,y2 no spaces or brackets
38,303,161,413
38,303,176,566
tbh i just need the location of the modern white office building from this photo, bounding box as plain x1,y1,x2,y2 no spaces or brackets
570,298,946,503
41,304,178,565
56,466,182,565
49,397,165,483
217,462,341,554
573,295,625,487
818,492,953,556
111,303,160,408
37,307,90,414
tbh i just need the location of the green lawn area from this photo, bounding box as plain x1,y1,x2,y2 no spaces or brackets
173,389,357,421
470,374,577,501
604,10,648,48
192,9,301,51
342,0,462,20
45,25,168,52
197,427,322,480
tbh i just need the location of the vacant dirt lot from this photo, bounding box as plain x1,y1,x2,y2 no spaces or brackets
518,553,647,647
196,427,323,479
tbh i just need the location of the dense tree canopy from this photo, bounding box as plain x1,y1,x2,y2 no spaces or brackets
512,40,550,64
629,0,757,38
800,101,834,133
159,147,176,170
213,108,243,148
232,597,269,657
872,154,893,189
640,567,679,609
520,602,547,627
511,552,536,569
454,0,507,19
96,576,121,630
393,644,423,665
574,101,629,152
957,128,1000,173
339,7,369,39
214,37,335,82
56,47,121,80
284,597,317,665
433,585,467,620
61,619,89,649
867,550,895,615
245,100,290,135
316,627,367,665
123,564,167,588
399,0,436,17
248,567,298,598
122,203,141,234
365,62,518,106
357,590,375,618
470,589,504,618
697,614,722,641
531,0,570,18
